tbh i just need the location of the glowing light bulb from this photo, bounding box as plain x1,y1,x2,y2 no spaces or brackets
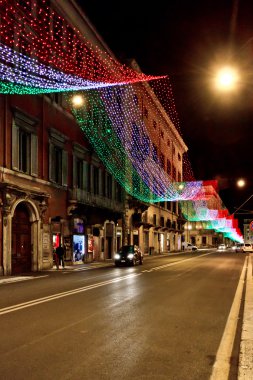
215,67,239,91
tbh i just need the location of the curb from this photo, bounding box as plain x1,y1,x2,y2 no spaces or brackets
238,253,253,379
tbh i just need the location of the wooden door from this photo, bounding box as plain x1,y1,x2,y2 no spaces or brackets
12,203,31,275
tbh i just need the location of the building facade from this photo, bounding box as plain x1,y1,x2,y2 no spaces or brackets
0,0,127,275
0,0,198,276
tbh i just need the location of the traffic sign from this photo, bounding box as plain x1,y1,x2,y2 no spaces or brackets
250,221,253,231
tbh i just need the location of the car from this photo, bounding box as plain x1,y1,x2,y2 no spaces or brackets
235,243,244,253
218,244,226,251
242,243,253,253
114,245,143,266
182,242,198,251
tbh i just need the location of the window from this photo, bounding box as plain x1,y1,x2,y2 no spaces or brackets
160,153,165,170
167,159,171,175
107,173,112,199
49,129,68,186
12,111,38,176
172,165,176,180
144,107,148,119
93,166,99,195
102,170,106,196
115,181,122,202
152,144,158,162
160,130,164,139
153,120,157,129
178,153,181,161
52,146,63,184
19,130,30,173
76,158,83,189
153,214,157,225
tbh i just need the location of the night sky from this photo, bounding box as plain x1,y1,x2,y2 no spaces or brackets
78,0,253,222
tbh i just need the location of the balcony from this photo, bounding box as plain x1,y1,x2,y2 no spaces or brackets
68,188,124,213
132,212,154,229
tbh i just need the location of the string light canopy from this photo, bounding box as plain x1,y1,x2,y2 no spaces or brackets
0,0,164,94
0,0,243,241
68,86,209,202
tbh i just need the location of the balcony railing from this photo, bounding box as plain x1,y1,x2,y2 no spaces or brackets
68,188,124,213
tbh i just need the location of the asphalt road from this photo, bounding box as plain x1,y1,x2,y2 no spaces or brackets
0,250,247,380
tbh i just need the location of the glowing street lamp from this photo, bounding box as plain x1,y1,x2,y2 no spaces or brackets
71,94,85,108
237,178,246,188
214,66,239,92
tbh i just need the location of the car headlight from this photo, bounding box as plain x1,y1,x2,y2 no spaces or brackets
114,253,120,260
127,253,134,259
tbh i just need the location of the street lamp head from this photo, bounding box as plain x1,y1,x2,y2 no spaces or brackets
214,66,239,92
237,178,246,188
71,94,85,108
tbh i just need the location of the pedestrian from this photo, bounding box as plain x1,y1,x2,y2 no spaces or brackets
55,244,65,269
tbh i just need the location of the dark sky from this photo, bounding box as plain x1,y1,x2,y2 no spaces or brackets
78,0,253,220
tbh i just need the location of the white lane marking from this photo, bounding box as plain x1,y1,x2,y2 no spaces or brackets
142,252,213,272
0,273,142,316
210,255,248,380
0,275,48,285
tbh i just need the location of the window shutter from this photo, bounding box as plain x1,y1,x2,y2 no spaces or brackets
30,134,38,177
12,120,19,170
62,150,68,186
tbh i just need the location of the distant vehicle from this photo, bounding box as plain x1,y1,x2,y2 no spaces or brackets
114,245,143,266
242,243,253,253
182,242,198,251
235,243,244,253
218,244,226,251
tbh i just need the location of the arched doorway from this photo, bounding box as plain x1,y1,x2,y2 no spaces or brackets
12,203,31,274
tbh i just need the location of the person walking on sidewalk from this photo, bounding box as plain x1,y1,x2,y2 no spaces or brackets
56,244,65,269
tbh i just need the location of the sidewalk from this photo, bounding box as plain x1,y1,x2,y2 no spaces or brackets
238,253,253,379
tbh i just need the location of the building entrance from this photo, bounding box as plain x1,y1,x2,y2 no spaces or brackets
12,203,31,274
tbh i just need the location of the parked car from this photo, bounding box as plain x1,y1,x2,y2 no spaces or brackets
218,243,226,251
242,243,253,253
182,242,198,251
114,245,143,266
